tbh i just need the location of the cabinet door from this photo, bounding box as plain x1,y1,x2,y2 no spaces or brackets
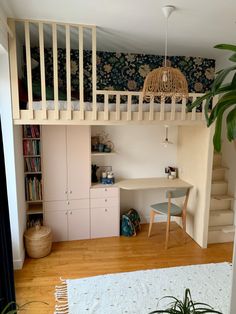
67,209,90,240
44,210,68,242
42,126,67,201
91,207,120,238
66,126,90,200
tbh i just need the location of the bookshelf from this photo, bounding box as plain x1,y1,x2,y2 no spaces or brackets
23,125,43,228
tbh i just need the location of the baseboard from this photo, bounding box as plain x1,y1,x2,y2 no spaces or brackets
13,249,25,270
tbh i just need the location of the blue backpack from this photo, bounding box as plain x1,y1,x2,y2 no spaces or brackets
121,209,141,237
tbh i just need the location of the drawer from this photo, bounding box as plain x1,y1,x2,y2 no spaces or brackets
91,207,120,238
90,197,119,208
44,200,67,212
67,199,89,210
90,187,119,199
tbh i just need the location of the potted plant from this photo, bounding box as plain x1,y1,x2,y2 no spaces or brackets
189,44,236,152
149,288,222,314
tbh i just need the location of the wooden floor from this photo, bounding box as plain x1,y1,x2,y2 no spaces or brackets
14,223,233,313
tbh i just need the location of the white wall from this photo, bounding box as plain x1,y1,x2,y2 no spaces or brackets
177,125,214,247
0,6,26,269
92,125,178,222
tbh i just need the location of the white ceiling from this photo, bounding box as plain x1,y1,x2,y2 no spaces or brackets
2,0,236,59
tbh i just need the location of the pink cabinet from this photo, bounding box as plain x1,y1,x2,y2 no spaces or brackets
44,202,90,242
91,207,119,238
68,209,90,240
42,126,67,201
44,210,68,242
66,126,90,200
42,126,90,202
90,187,120,239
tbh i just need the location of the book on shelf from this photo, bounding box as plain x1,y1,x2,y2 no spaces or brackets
23,139,40,155
25,176,42,201
24,157,41,172
23,125,40,138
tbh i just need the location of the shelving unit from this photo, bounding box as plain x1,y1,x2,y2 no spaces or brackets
23,125,43,228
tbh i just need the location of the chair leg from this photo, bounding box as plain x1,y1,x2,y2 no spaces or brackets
148,210,155,237
165,213,171,249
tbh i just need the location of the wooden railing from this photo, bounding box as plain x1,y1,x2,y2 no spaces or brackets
8,18,212,125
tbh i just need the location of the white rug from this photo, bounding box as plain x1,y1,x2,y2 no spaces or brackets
55,262,232,314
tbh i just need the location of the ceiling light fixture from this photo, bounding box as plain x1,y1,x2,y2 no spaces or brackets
143,5,188,101
162,125,173,147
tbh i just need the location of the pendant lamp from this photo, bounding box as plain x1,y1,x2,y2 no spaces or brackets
162,125,173,147
143,5,188,101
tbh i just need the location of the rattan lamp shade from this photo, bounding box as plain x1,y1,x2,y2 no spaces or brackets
142,5,189,101
143,66,188,101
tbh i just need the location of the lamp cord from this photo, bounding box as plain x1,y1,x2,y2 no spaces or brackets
164,16,168,67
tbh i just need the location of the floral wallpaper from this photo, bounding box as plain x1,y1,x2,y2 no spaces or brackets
29,48,215,102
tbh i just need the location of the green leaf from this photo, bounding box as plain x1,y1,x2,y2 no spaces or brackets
188,93,212,111
204,96,212,123
229,53,236,63
213,108,225,152
226,106,236,141
211,65,236,94
214,43,236,52
230,72,236,88
207,91,236,125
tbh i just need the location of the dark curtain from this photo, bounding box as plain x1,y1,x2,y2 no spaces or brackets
0,121,16,311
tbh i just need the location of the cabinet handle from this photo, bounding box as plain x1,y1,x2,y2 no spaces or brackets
105,199,107,202
70,211,72,215
67,201,70,205
65,190,68,194
70,190,72,194
105,188,107,192
65,212,68,215
105,208,108,212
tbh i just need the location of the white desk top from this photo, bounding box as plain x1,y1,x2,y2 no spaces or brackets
115,177,192,190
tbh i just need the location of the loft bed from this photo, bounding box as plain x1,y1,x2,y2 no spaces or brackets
8,19,217,125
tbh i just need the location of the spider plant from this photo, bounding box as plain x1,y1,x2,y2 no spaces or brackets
189,43,236,152
149,288,222,314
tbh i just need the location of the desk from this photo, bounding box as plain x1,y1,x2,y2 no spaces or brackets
116,177,192,190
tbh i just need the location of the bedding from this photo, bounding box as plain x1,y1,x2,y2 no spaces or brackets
28,100,184,112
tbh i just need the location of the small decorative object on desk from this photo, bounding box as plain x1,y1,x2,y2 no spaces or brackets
101,172,115,185
91,131,115,153
165,166,178,179
99,166,115,184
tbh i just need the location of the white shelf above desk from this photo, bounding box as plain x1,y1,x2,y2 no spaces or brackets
115,177,192,190
91,152,116,156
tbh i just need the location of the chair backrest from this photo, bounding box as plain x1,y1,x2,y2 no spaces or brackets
166,188,188,199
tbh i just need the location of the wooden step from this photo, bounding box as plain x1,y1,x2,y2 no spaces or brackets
213,153,222,167
208,225,235,244
209,209,234,227
211,195,234,201
210,197,232,210
212,167,226,181
211,181,228,195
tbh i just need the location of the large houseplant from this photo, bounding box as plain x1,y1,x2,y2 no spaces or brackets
189,44,236,152
149,288,222,314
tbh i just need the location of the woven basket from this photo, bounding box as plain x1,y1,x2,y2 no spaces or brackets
24,225,52,258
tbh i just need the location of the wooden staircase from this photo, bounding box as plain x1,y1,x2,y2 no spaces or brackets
208,153,235,244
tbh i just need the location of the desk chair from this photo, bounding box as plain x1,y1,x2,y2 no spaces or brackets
148,188,190,249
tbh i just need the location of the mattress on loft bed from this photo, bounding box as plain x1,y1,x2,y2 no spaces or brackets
28,100,184,112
